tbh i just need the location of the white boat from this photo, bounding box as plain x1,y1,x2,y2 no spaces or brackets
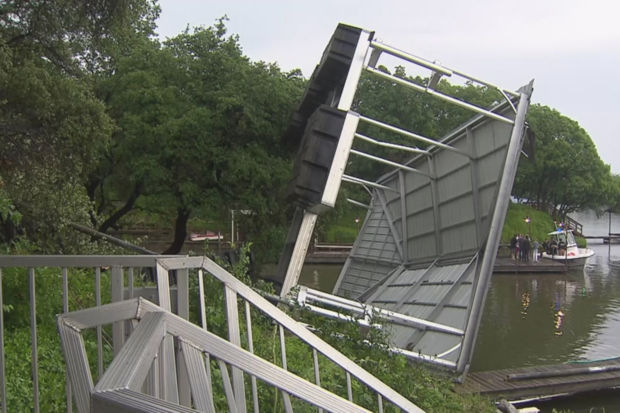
541,229,594,269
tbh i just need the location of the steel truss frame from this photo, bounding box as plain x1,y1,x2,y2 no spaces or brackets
277,23,534,375
57,256,424,413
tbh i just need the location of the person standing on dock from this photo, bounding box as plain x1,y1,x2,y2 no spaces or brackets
532,239,539,262
510,234,518,259
522,236,531,261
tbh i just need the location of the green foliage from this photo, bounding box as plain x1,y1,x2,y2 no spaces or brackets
88,17,305,256
513,105,614,214
0,0,160,250
575,235,587,248
0,244,116,411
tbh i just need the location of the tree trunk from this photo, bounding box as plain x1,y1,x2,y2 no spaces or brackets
163,206,191,255
85,176,100,228
97,183,142,234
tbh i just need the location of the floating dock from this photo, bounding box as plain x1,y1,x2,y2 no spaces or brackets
493,257,568,274
455,359,620,401
306,249,570,274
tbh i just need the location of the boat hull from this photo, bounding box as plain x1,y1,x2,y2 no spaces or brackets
541,248,594,269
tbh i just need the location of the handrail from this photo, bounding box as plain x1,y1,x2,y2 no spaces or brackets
0,254,425,412
546,205,584,235
157,257,424,412
0,255,182,268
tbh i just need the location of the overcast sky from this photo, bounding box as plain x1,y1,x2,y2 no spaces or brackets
157,0,620,173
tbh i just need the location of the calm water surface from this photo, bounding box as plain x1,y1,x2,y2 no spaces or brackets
269,210,620,412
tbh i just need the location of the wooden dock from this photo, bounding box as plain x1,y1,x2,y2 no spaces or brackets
304,254,572,273
493,257,568,274
455,359,620,401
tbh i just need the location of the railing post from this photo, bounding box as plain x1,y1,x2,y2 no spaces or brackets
155,262,179,403
111,267,125,356
176,269,191,407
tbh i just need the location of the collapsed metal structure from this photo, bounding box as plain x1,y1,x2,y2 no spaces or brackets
0,255,424,412
0,23,534,413
276,24,534,374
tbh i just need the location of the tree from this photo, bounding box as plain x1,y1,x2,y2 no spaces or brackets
513,105,613,215
0,0,159,251
92,19,305,254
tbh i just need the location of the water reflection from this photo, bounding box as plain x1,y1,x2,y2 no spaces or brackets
261,264,342,293
472,246,620,371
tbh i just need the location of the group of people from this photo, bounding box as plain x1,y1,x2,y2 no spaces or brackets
541,238,566,257
509,234,540,262
510,234,568,262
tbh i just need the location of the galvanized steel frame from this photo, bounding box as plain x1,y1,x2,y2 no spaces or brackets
50,255,424,413
457,87,533,374
279,23,530,302
282,24,535,373
331,81,533,372
0,255,189,413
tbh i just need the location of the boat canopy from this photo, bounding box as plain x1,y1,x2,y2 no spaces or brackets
547,229,577,246
547,229,574,236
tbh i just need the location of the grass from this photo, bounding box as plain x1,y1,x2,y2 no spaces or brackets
502,202,588,247
323,208,366,244
501,202,556,244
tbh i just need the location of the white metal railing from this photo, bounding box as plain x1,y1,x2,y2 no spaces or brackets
0,255,178,413
0,255,425,412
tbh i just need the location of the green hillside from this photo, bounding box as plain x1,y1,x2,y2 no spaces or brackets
324,201,587,247
500,202,555,244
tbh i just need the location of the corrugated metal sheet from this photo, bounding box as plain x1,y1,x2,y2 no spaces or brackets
368,258,477,363
335,104,516,296
334,199,401,298
330,77,534,370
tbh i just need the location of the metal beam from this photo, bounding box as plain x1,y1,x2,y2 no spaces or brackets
175,269,191,407
350,149,433,178
428,157,443,257
337,30,372,111
347,198,372,209
320,112,361,210
279,210,318,297
111,267,125,356
398,171,409,263
369,41,453,76
354,133,430,156
0,255,179,268
69,222,157,255
359,115,474,158
376,190,404,260
457,85,533,374
342,175,399,193
94,311,166,392
365,67,515,125
467,127,483,247
301,287,463,336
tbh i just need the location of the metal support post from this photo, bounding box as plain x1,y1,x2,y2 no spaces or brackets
457,86,532,374
279,211,318,297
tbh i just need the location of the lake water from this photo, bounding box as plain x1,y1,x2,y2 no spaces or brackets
286,209,620,412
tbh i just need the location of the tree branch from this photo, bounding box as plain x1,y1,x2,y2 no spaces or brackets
97,182,142,233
